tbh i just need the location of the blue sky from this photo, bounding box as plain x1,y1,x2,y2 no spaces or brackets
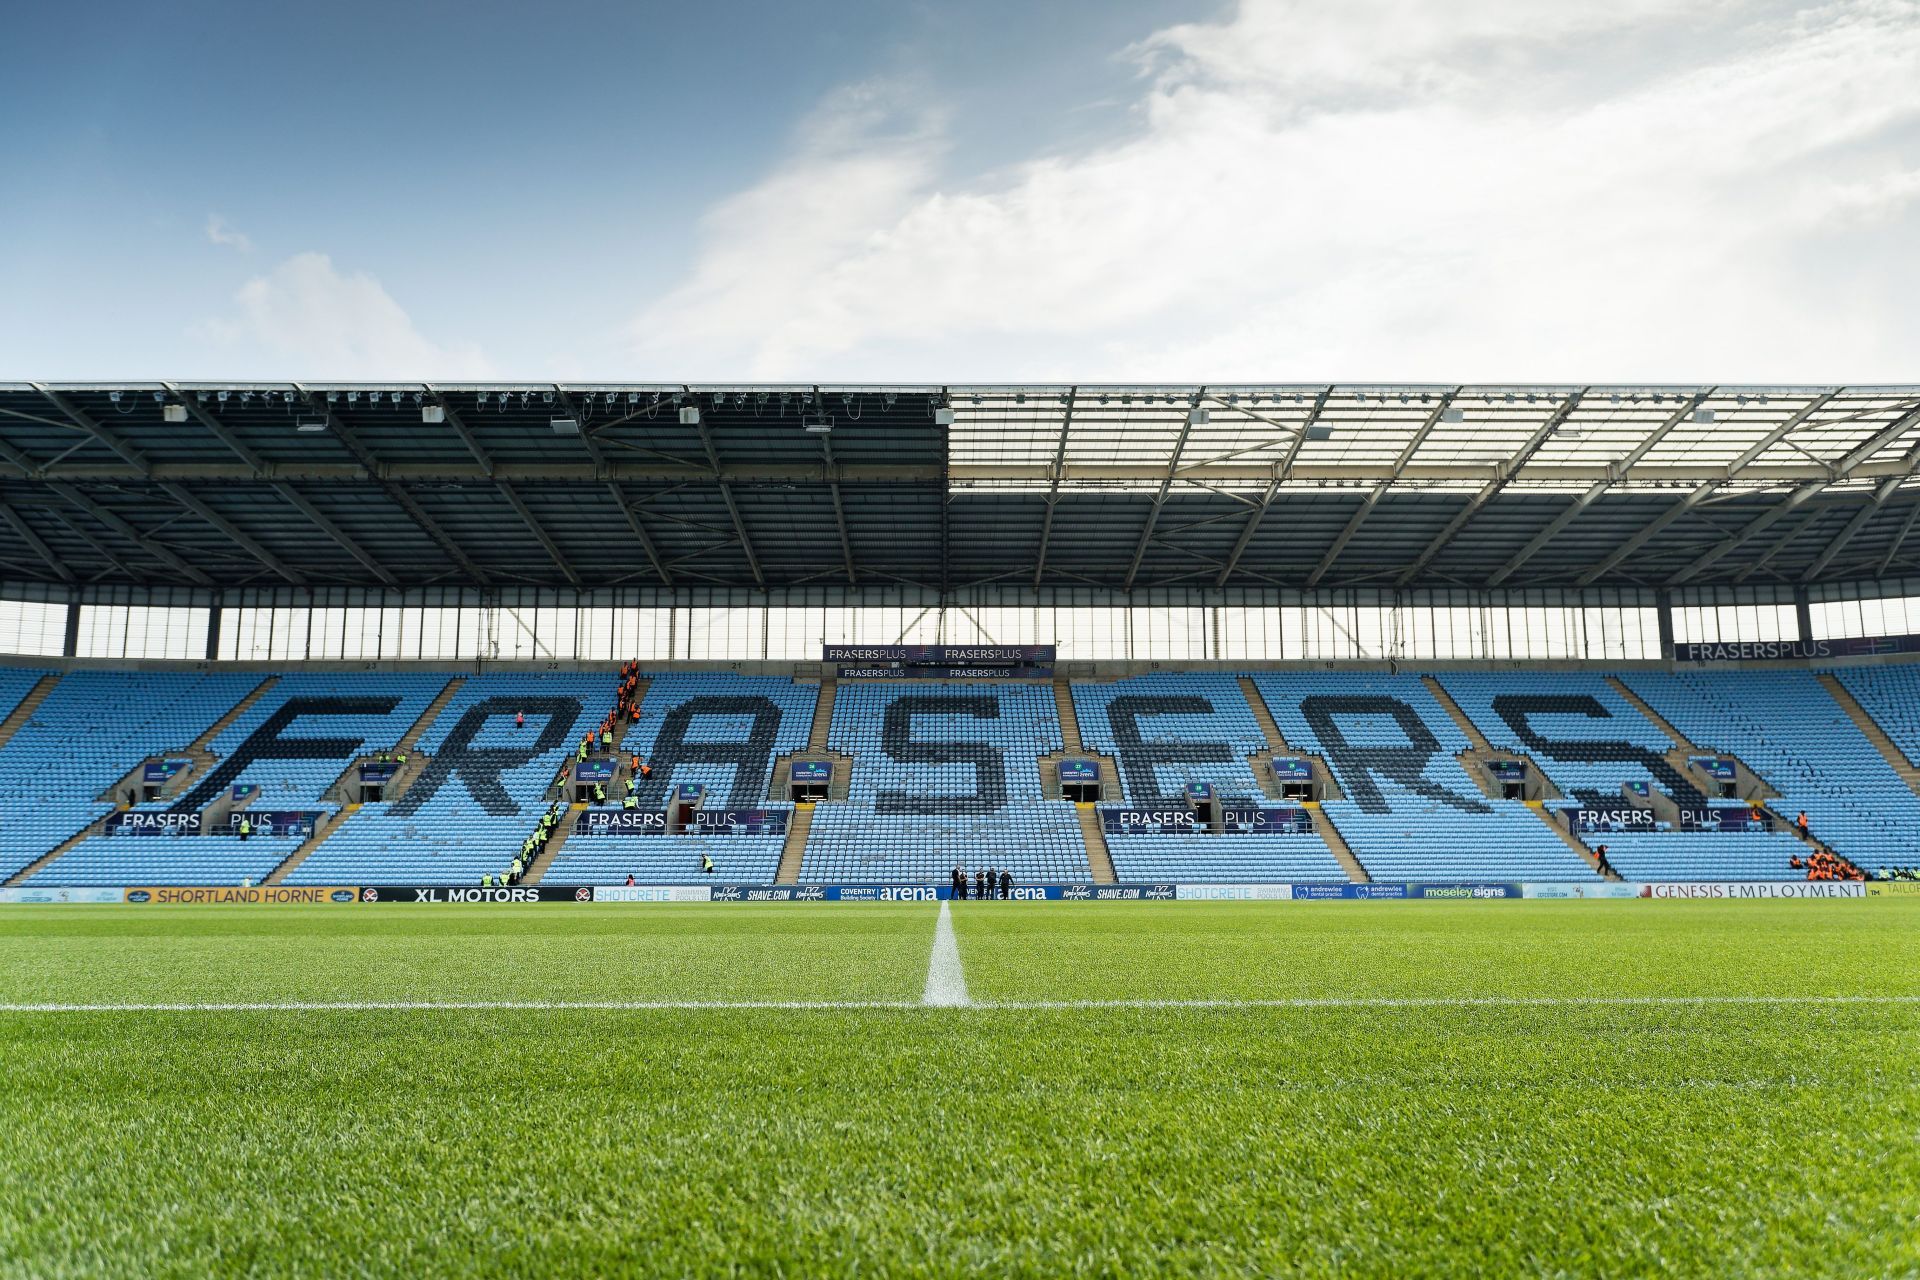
3,0,1917,382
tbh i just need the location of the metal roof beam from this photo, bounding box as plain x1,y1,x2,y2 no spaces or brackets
31,385,150,475
159,483,306,585
1488,388,1713,587
1396,390,1582,587
816,402,858,587
44,509,137,580
1576,390,1842,586
1801,434,1920,581
293,386,492,585
1033,388,1078,588
160,383,267,474
271,483,400,588
1306,387,1454,587
432,394,496,477
1880,499,1920,577
1216,385,1341,587
1123,386,1206,591
1670,401,1920,587
1666,486,1822,586
604,483,673,586
1734,508,1827,584
46,482,213,586
692,400,765,589
0,500,75,584
495,481,582,588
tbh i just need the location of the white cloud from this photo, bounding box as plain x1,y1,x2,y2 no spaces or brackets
205,252,493,379
204,213,254,254
630,0,1920,382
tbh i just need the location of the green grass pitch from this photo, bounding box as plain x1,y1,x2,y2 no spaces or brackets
1,899,1917,1277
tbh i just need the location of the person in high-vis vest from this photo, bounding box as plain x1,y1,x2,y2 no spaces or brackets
701,852,716,875
238,817,251,842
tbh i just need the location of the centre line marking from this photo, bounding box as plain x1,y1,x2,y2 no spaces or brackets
920,900,970,1007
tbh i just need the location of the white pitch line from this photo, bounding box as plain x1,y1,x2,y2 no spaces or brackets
2,995,1915,1014
921,900,970,1007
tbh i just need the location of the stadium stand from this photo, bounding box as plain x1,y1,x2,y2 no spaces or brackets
1071,673,1347,882
1828,666,1920,768
1253,673,1599,883
4,671,262,884
1621,670,1920,873
1072,673,1268,803
1437,672,1803,880
799,683,1088,883
538,673,815,886
287,673,604,885
31,673,457,888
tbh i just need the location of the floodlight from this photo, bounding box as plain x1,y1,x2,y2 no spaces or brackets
162,404,188,424
679,406,701,426
1441,408,1464,423
421,405,445,424
295,418,327,433
1692,409,1715,423
933,407,956,426
551,417,580,435
1187,408,1209,426
802,416,832,434
1305,426,1335,441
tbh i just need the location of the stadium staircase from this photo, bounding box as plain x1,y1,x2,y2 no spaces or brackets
263,808,356,886
1423,676,1617,879
522,804,585,885
775,802,814,883
808,676,835,751
1605,675,1763,799
1239,676,1369,883
1607,675,1697,763
3,822,103,887
192,676,279,752
1817,673,1920,794
1074,804,1116,883
0,674,59,750
399,676,465,753
1054,678,1117,883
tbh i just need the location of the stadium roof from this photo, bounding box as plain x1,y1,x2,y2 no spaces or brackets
1,381,1918,596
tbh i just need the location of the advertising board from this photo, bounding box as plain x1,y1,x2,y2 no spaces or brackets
1176,884,1293,900
592,886,713,903
122,886,360,905
0,887,126,904
1635,881,1867,899
358,886,594,903
1521,882,1645,899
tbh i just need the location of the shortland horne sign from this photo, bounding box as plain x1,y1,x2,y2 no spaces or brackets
122,886,359,905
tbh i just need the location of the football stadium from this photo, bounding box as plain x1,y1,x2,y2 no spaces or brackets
0,381,1918,1273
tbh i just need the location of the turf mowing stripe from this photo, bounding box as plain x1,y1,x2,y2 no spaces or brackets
921,900,970,1007
3,995,1917,1013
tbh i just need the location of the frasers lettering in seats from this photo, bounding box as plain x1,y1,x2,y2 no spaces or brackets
1578,808,1654,829
1119,811,1194,828
121,812,201,832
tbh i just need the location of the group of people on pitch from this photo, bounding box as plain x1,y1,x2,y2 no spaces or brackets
952,865,1013,899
